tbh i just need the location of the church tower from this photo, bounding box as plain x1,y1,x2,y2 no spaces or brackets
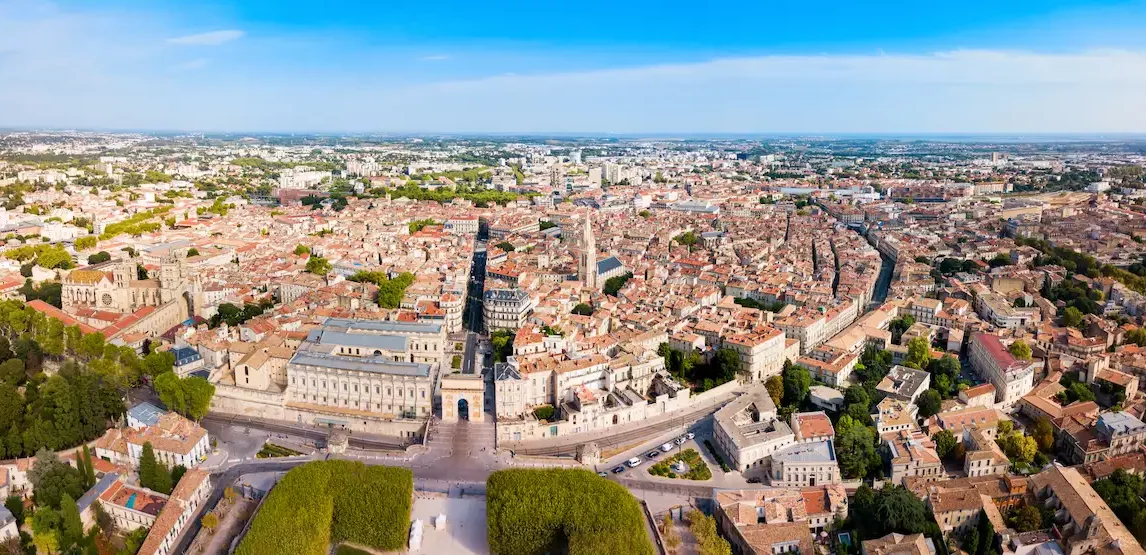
578,211,598,290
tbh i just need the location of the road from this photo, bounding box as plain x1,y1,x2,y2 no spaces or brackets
200,413,411,449
505,392,737,456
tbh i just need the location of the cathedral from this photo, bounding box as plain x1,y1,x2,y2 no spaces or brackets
62,251,198,319
574,210,598,291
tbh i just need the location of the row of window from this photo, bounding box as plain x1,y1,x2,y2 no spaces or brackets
292,377,425,399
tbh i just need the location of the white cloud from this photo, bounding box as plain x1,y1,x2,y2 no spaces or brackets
419,54,450,61
167,30,244,46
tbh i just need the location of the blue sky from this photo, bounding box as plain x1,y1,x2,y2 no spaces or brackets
3,0,1146,133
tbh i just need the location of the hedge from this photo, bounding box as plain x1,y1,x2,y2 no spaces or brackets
236,461,412,555
487,468,655,555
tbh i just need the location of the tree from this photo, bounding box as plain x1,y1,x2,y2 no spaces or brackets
305,256,332,275
603,272,634,296
972,509,996,555
1063,306,1083,328
171,465,187,486
997,420,1013,436
765,375,784,406
934,430,957,459
1009,505,1043,532
836,422,876,479
86,251,111,265
1008,340,1032,361
73,236,98,251
916,390,943,418
28,448,84,510
293,244,311,256
92,500,115,541
1126,327,1146,347
998,432,1038,465
139,442,159,491
782,363,811,407
688,510,731,555
4,496,23,527
571,303,594,316
186,247,199,257
202,512,219,534
1033,417,1055,452
904,337,932,370
154,371,186,415
60,493,83,548
494,241,515,252
844,385,870,409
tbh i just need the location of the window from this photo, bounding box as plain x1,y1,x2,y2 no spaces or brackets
354,385,359,392
387,388,392,395
421,390,426,398
376,385,380,394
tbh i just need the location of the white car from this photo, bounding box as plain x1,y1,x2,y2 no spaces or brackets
675,437,687,446
627,457,643,468
660,442,674,452
686,432,696,440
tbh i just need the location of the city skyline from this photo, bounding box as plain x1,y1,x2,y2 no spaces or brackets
3,0,1146,132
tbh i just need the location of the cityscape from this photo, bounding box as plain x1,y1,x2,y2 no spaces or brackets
4,1,1146,555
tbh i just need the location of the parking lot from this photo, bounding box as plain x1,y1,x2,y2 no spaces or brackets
593,418,753,488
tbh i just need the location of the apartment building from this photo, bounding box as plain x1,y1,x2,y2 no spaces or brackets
723,326,787,381
484,288,535,332
713,387,796,472
973,291,1039,329
969,332,1037,408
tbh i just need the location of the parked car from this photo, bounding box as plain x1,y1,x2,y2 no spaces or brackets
627,457,643,468
675,437,687,446
647,450,661,459
686,432,696,440
597,471,609,477
747,477,762,484
612,466,626,474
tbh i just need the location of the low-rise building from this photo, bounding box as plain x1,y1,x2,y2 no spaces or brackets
886,430,942,485
769,440,841,487
877,365,931,405
714,485,846,554
963,428,1009,478
862,533,937,555
1028,465,1146,555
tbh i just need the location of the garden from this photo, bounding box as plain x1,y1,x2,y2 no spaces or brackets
255,441,303,458
486,468,655,555
648,448,712,480
236,461,413,555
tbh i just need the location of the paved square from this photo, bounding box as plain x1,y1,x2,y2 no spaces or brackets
410,496,489,554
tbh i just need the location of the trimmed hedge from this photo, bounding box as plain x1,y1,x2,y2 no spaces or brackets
236,461,412,555
487,468,655,555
